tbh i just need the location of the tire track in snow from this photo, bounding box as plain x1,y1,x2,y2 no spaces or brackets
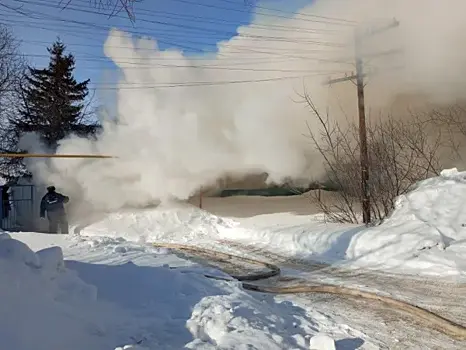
220,239,466,325
153,241,466,345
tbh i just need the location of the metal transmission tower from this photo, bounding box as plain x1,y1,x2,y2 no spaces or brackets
324,19,400,225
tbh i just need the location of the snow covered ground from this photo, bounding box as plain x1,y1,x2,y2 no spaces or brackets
2,231,381,350
83,168,466,280
2,169,466,349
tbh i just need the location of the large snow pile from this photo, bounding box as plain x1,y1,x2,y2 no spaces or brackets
345,168,466,273
0,232,106,350
82,202,236,245
225,168,466,277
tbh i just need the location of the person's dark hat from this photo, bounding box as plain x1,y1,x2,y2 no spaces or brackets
47,186,56,192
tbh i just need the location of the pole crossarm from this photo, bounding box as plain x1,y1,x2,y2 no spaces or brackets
0,153,116,159
325,73,361,85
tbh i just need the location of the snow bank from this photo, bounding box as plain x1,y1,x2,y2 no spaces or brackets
0,236,106,350
82,202,237,245
224,168,466,278
346,168,466,276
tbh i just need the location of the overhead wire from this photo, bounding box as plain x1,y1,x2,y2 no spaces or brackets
1,0,355,61
2,20,353,68
20,38,336,57
153,0,357,26
73,0,355,25
49,0,357,26
0,9,354,64
12,0,353,45
2,19,345,51
3,20,343,50
214,0,357,24
2,71,341,90
67,0,355,26
66,0,348,35
13,48,353,66
0,6,354,63
11,40,350,63
0,0,356,89
11,51,349,74
16,39,330,67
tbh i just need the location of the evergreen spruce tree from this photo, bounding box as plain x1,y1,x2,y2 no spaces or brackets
13,39,99,150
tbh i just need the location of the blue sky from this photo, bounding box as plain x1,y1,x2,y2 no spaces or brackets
2,0,313,86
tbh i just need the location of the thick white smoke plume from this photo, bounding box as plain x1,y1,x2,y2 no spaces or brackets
24,0,466,214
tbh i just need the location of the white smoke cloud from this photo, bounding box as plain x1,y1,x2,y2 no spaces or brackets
24,0,466,213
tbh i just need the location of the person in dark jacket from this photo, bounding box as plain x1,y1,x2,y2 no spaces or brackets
1,185,11,219
40,186,70,234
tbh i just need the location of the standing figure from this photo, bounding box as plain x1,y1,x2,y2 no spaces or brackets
1,185,11,220
40,186,70,234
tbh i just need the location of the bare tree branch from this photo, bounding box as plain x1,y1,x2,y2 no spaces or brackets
0,24,28,180
301,90,443,224
59,0,140,21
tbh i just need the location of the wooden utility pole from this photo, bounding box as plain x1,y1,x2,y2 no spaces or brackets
354,31,371,224
325,19,399,225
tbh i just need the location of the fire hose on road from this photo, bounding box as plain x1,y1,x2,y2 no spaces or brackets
153,242,466,341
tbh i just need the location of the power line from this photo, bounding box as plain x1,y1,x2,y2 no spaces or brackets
0,9,229,56
216,0,357,24
15,48,352,66
3,72,336,91
13,51,348,73
53,0,357,26
0,10,353,64
69,0,355,25
22,39,336,57
4,21,350,64
0,2,353,88
14,34,345,58
4,21,343,51
1,9,342,39
67,0,347,34
0,6,349,47
3,20,345,51
0,19,219,55
78,72,335,89
16,39,325,65
163,0,357,26
14,51,349,73
80,0,356,25
1,2,354,69
13,0,355,40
